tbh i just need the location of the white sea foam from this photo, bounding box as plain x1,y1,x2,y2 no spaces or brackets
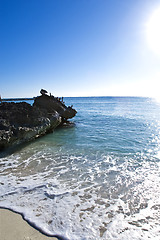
0,144,160,239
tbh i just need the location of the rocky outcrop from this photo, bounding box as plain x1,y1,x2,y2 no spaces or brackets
33,94,77,121
0,91,77,151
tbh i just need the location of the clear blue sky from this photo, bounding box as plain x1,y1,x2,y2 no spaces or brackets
1,0,160,98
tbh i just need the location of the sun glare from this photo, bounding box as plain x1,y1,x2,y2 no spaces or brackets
146,8,160,55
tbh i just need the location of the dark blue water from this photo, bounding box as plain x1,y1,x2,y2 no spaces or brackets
0,97,160,239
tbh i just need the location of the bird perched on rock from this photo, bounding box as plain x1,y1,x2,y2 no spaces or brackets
40,89,48,95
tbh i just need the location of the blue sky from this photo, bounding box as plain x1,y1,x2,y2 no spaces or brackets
1,0,160,98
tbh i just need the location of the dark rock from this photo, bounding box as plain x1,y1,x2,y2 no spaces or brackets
33,94,77,121
0,92,77,151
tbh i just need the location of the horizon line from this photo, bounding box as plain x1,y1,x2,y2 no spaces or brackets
1,95,153,101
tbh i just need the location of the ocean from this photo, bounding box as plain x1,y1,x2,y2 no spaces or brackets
0,97,160,240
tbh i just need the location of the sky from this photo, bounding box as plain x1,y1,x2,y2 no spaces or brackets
1,0,160,98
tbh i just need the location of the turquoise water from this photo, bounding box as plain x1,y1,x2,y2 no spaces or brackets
0,97,160,239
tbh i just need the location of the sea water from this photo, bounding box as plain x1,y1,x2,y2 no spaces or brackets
0,97,160,240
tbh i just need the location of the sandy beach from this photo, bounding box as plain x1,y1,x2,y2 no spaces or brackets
0,209,58,240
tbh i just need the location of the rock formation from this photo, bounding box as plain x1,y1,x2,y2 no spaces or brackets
33,92,77,121
0,90,77,151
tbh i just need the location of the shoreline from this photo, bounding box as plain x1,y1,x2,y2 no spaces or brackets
0,208,58,240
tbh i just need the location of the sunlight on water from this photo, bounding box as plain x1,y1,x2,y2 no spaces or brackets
1,97,160,239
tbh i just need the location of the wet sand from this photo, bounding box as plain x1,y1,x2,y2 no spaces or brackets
0,208,58,240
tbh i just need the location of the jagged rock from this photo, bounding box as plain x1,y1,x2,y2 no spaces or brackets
0,102,61,150
0,93,77,151
33,93,77,120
